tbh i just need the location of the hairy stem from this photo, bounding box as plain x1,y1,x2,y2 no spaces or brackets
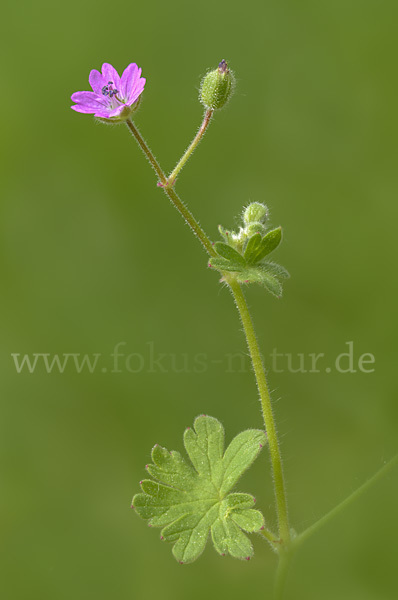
227,278,290,544
125,118,215,256
260,527,279,548
274,550,292,600
167,109,213,185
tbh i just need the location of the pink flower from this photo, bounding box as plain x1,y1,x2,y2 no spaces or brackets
71,63,146,120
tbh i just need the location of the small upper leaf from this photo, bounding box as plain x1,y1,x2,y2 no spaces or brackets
214,242,246,266
132,415,267,564
244,233,263,263
249,227,282,264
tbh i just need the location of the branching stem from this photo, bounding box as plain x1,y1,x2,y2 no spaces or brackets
125,118,215,256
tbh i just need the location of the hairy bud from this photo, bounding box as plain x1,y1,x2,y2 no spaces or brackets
243,202,269,225
200,60,235,110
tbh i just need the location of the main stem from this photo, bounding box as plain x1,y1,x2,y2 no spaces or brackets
227,278,290,544
274,549,291,600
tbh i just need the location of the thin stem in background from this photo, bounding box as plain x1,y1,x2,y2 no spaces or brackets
294,454,398,549
271,455,398,598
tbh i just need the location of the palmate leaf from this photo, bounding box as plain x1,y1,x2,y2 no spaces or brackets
132,415,267,564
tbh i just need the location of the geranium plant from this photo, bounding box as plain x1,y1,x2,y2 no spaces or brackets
71,60,397,598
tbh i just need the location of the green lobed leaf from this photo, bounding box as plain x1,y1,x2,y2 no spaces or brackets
214,242,246,266
132,415,267,564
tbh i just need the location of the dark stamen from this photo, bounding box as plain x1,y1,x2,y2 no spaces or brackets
218,59,229,74
102,80,120,99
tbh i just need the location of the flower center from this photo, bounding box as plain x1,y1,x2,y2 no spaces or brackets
101,81,122,102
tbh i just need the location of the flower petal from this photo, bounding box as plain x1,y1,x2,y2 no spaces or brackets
107,105,126,118
126,78,146,105
89,69,103,94
71,104,98,114
93,109,116,118
101,63,121,90
71,91,108,109
120,63,139,100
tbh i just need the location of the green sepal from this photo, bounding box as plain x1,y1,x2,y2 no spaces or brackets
214,242,246,266
218,224,231,243
132,415,267,564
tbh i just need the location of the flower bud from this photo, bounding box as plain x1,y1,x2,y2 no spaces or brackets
245,222,268,237
200,60,235,110
243,202,269,225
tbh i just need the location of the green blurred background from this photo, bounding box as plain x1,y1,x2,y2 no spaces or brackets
1,0,397,598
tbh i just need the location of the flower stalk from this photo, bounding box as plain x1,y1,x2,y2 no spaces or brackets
166,109,213,186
